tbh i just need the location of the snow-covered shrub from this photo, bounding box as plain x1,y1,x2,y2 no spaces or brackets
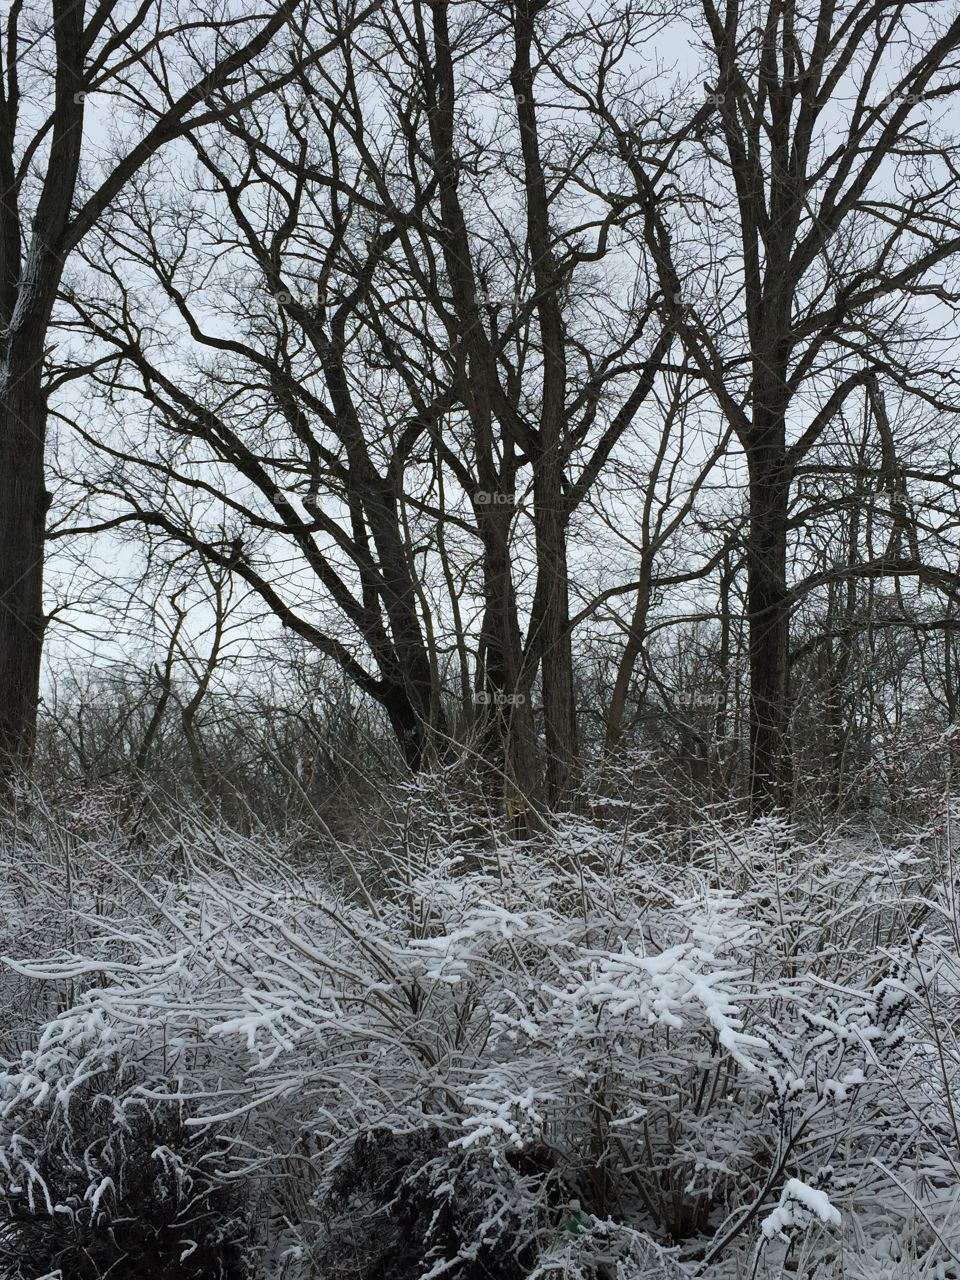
0,1050,250,1279
307,1126,564,1280
0,789,958,1277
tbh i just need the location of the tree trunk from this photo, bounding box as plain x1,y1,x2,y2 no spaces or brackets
478,500,539,807
531,460,578,805
511,3,578,806
746,435,791,813
0,0,86,772
382,680,429,772
0,357,48,769
605,559,653,753
712,552,735,793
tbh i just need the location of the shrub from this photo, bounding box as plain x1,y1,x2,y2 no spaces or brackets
0,789,959,1277
0,1053,250,1279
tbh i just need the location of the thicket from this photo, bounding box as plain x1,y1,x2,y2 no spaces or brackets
0,765,957,1278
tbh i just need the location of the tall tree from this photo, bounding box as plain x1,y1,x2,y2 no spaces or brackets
0,0,378,771
586,0,960,808
57,0,674,807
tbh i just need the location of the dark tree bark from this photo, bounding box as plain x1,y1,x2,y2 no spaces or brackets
0,0,85,766
510,0,577,804
744,428,791,809
0,372,51,767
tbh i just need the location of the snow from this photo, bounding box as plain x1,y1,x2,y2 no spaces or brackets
761,1178,842,1242
0,801,954,1277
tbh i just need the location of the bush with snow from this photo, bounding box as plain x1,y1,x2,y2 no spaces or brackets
0,787,957,1277
0,1055,250,1279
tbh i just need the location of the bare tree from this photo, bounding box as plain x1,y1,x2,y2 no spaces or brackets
56,0,679,809
577,0,960,808
0,0,385,773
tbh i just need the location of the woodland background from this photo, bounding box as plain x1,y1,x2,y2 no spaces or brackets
1,0,960,1276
